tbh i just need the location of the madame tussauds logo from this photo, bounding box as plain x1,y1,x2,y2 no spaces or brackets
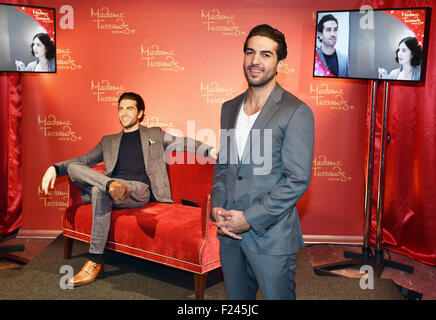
310,83,354,111
33,9,53,23
38,114,81,142
143,116,175,132
401,10,424,25
91,80,125,105
278,62,293,74
201,9,243,37
38,186,69,211
56,48,81,71
201,81,235,104
90,7,135,34
141,44,185,72
312,155,352,182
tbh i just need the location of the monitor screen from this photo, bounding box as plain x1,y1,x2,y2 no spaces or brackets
313,8,431,82
0,3,56,73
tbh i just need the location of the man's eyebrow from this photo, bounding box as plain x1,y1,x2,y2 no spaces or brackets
261,50,273,55
245,47,274,55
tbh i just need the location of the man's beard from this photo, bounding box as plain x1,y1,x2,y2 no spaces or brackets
243,67,276,88
120,119,138,130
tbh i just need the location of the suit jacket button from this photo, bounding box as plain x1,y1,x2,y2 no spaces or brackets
238,176,243,180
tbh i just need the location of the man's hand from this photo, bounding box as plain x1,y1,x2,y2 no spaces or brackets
211,207,242,240
209,147,217,160
218,209,251,234
212,209,251,240
41,166,57,195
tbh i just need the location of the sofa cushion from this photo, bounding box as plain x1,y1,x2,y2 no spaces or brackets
63,201,220,274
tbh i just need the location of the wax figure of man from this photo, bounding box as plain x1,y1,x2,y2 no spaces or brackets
211,24,314,300
41,92,214,287
316,14,349,77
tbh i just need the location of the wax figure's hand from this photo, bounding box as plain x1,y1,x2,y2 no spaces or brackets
211,207,242,240
209,147,217,160
213,209,250,240
41,166,57,195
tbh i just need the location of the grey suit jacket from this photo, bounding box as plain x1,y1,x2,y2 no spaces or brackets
55,125,212,203
211,84,314,255
316,47,349,77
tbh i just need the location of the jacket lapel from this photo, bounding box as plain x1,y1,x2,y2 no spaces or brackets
139,126,150,171
223,93,246,165
108,131,123,173
240,83,283,164
250,83,283,131
225,92,246,130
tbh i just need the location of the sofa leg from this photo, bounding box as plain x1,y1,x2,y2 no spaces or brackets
63,235,73,259
194,273,207,300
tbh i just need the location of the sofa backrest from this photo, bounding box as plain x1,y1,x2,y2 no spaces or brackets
70,152,216,207
165,151,215,206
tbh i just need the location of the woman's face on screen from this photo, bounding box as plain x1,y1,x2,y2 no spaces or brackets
397,42,412,66
32,37,47,59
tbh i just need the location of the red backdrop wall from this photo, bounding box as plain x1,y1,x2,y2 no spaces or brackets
2,0,434,265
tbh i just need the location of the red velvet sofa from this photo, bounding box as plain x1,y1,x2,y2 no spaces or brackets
62,151,220,299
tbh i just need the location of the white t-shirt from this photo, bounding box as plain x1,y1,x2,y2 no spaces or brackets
235,101,261,160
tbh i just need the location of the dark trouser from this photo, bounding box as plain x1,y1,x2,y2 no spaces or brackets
67,162,150,254
219,241,297,300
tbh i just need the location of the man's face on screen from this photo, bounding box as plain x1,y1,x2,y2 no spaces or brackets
319,20,338,48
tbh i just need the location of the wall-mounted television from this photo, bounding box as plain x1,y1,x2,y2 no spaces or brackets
313,7,431,82
0,3,56,73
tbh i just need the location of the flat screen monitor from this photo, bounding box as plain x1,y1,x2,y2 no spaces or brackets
313,7,431,82
0,3,56,73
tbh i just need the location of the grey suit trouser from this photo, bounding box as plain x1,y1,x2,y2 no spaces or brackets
219,241,297,300
67,162,150,254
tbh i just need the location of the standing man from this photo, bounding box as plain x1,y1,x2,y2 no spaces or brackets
315,14,349,77
41,92,213,287
211,24,314,300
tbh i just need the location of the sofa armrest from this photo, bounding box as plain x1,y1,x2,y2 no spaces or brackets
68,176,83,206
201,194,212,239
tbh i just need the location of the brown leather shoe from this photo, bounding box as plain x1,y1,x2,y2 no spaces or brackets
68,261,104,287
108,181,131,202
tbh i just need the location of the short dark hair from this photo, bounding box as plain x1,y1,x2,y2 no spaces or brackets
243,24,287,61
317,14,338,34
395,37,422,67
31,33,55,60
118,92,145,122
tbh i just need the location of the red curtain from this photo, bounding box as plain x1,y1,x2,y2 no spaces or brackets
367,0,436,266
0,73,22,238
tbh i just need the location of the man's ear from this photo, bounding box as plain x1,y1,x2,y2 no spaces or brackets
277,59,285,73
138,110,144,121
317,31,322,42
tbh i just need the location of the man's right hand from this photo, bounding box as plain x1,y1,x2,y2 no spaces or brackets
41,166,57,195
211,207,242,240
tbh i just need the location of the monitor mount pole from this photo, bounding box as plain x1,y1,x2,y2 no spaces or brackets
314,80,413,277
